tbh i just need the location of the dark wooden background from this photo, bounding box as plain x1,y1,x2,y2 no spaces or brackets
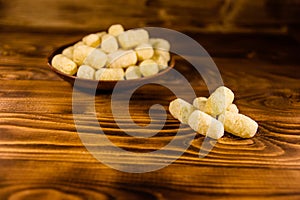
0,0,300,199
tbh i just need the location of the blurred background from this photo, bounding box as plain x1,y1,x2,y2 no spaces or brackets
0,0,300,38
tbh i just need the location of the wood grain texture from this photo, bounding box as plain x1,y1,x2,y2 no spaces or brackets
0,0,299,33
1,3,300,199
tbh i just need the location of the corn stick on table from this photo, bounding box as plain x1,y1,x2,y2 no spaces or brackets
0,1,300,199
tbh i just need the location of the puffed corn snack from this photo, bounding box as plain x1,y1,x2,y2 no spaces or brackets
169,86,258,139
51,24,171,80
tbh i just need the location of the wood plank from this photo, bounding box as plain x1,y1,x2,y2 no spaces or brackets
1,0,299,33
0,160,300,199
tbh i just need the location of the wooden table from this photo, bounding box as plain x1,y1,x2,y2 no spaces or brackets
1,24,300,200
